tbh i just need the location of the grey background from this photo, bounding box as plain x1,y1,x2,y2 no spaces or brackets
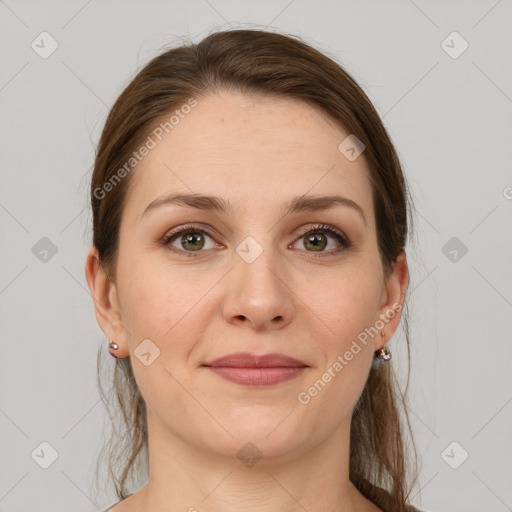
1,1,511,511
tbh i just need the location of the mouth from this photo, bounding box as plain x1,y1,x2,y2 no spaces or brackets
201,352,309,386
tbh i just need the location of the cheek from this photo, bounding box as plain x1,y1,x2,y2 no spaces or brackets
303,272,381,408
300,279,380,422
117,257,218,356
117,265,219,412
312,268,382,347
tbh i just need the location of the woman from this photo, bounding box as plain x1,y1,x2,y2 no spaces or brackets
85,28,422,512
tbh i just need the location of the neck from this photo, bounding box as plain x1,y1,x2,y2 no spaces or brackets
135,409,373,512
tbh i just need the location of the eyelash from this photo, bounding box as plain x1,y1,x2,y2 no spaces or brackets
161,223,351,258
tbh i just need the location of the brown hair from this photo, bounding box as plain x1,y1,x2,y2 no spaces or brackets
91,28,421,511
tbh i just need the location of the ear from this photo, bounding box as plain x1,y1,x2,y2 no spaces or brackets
375,251,409,351
84,246,130,358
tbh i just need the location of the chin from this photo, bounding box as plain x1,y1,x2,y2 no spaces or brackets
205,413,313,461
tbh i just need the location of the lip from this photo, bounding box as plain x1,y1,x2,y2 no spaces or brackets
202,352,309,386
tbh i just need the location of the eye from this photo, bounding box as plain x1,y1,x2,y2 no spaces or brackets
161,222,351,258
292,223,351,256
162,225,222,257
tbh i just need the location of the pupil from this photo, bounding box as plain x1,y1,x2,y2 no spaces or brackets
307,233,325,251
183,233,204,251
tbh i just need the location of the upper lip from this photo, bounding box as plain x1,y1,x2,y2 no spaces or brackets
202,352,308,368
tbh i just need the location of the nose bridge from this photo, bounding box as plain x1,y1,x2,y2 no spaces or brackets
223,232,294,329
234,232,284,294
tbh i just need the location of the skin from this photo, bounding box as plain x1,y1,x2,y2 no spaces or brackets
85,90,408,512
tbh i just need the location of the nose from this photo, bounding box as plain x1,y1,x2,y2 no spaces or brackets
221,244,295,332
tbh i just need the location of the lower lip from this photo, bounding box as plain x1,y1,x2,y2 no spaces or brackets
204,366,307,386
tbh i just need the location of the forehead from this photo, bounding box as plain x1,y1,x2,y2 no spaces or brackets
123,91,374,225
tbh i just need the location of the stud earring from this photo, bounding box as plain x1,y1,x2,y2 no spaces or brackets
108,339,120,358
372,331,391,369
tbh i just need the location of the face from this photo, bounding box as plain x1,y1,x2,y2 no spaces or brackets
88,90,407,462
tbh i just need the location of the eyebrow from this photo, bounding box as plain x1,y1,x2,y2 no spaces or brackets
141,192,367,226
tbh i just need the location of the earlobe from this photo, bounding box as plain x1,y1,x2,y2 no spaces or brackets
84,246,128,355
